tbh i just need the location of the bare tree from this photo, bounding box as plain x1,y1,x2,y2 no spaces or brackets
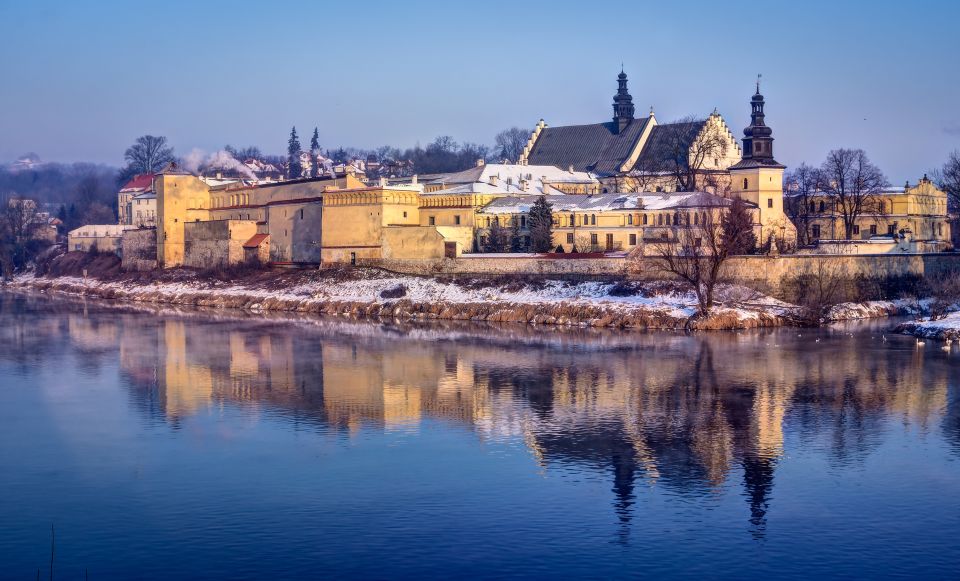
118,135,175,185
494,127,530,163
482,218,510,253
818,149,888,239
647,201,732,318
930,150,960,213
783,163,821,245
633,116,731,192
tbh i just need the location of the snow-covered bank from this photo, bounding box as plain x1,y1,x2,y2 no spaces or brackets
8,269,799,330
894,312,960,341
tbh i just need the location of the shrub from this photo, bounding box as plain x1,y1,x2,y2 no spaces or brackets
380,284,408,299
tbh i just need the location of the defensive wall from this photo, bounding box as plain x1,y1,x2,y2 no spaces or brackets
363,252,960,299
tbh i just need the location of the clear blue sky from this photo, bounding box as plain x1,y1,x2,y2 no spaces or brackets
1,0,958,182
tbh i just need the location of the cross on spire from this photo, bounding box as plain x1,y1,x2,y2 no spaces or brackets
756,73,762,95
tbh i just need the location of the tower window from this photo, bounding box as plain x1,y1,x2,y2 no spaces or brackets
743,178,749,189
767,198,773,208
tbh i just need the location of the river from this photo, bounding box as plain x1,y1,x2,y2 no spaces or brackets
1,291,958,579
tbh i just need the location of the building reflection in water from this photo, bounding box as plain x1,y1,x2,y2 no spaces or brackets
14,295,951,536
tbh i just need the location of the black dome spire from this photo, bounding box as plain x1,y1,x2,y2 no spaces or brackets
612,68,635,134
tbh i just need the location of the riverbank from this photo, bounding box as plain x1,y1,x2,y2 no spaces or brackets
894,312,960,341
7,252,945,331
8,264,804,330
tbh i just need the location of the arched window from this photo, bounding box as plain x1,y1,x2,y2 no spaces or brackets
520,215,527,228
627,214,633,225
642,214,648,225
685,213,690,225
658,214,663,226
583,214,588,225
694,213,699,225
819,201,826,212
743,178,749,189
590,214,596,225
809,202,815,213
569,214,575,226
877,200,885,214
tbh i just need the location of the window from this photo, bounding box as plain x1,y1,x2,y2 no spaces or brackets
629,233,637,245
694,238,703,247
403,211,407,218
606,233,614,250
590,233,598,245
812,224,821,239
743,178,749,189
853,225,860,235
627,214,633,225
767,198,773,208
569,214,575,226
658,214,663,226
870,224,877,236
566,233,574,244
429,216,435,226
888,224,896,235
590,214,596,225
455,215,461,225
819,201,826,212
520,215,526,228
809,202,815,213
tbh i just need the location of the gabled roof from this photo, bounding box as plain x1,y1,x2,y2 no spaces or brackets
632,121,707,171
424,181,566,197
119,174,155,193
526,118,651,176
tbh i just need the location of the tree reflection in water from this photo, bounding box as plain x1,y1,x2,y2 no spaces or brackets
2,292,957,540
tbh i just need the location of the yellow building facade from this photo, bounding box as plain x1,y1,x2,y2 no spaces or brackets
800,176,951,246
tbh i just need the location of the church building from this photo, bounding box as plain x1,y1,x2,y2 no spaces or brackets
518,70,742,194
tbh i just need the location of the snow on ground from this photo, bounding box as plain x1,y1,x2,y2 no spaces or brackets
9,271,805,325
895,310,960,340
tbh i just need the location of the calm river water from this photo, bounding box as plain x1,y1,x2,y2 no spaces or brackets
1,292,959,579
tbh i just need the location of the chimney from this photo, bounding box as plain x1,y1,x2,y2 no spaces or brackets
411,174,418,185
476,158,485,167
488,174,499,187
216,171,223,180
379,177,387,187
568,165,574,173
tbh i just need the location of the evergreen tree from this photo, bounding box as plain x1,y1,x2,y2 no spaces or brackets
509,218,523,252
528,196,554,253
287,126,303,180
484,219,509,253
310,128,321,178
721,197,758,255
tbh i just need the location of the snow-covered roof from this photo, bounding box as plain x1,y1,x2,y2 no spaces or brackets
69,224,135,237
425,181,566,197
430,163,598,187
132,191,156,200
477,191,736,215
119,174,155,193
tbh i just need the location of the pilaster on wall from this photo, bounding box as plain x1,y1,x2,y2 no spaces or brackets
518,119,547,166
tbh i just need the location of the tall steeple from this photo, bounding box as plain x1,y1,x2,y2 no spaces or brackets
738,75,779,165
612,68,635,134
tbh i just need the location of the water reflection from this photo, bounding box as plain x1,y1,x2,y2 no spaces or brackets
1,292,957,541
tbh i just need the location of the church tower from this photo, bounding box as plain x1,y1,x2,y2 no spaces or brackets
612,69,635,134
729,79,795,247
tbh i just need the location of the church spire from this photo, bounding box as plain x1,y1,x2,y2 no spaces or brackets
740,76,779,165
612,69,635,134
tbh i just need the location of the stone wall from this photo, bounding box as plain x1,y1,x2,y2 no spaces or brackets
121,228,157,271
183,220,258,269
366,252,960,297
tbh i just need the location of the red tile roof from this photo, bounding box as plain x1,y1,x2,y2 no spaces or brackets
243,233,269,249
119,174,156,193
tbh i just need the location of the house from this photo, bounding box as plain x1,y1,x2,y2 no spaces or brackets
788,176,951,249
68,224,135,254
118,174,155,226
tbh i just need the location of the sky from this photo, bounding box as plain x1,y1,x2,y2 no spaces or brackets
1,0,958,182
